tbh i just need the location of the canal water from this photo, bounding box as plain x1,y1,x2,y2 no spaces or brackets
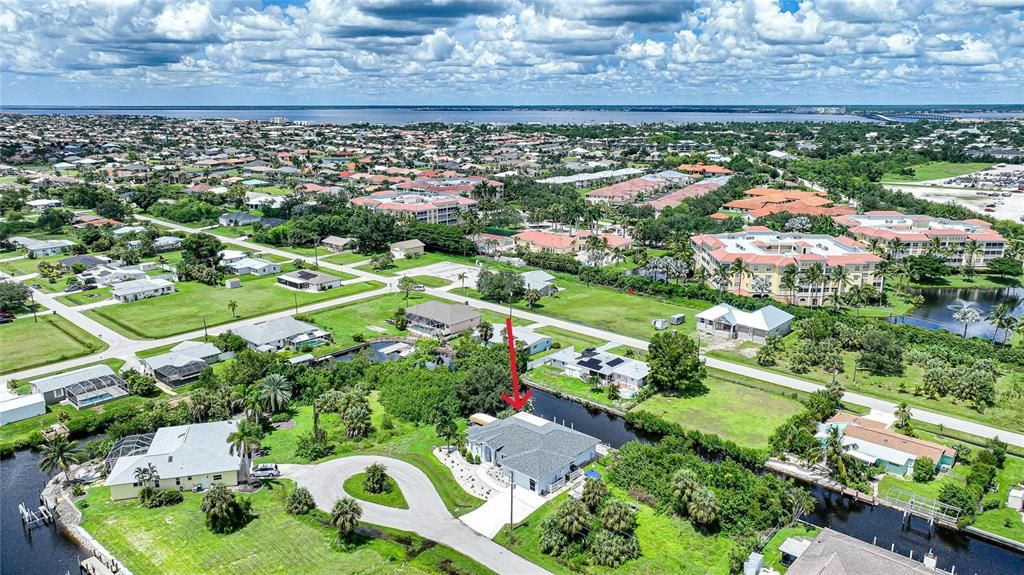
0,448,83,575
529,388,1024,575
893,287,1024,341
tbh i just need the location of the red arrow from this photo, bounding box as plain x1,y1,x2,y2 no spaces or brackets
500,315,532,410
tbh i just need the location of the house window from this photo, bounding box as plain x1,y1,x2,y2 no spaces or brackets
213,474,223,481
175,478,181,486
529,479,536,491
187,476,192,481
154,480,160,488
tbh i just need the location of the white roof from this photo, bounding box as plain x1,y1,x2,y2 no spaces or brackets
487,324,551,347
106,420,243,486
31,364,115,394
521,270,555,290
228,257,276,270
111,278,173,297
779,537,812,558
233,316,319,346
144,341,221,371
0,393,46,412
695,303,793,331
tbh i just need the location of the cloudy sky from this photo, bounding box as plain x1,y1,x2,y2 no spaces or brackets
1,0,1022,106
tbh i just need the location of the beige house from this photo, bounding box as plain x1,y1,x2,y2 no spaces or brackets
406,300,482,336
390,239,425,259
104,420,244,500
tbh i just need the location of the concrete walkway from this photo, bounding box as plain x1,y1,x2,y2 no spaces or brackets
284,456,553,575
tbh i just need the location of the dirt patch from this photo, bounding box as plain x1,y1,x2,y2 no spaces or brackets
273,419,296,431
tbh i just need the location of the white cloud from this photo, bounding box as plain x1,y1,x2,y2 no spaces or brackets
154,1,216,41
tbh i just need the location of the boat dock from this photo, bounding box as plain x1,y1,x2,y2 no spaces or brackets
18,501,55,531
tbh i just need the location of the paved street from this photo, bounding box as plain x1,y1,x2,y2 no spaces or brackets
284,456,553,575
4,214,1023,449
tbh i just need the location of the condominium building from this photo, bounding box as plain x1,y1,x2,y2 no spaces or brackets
690,228,883,307
833,211,1006,268
350,189,477,224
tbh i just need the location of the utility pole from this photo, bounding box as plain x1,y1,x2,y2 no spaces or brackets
30,290,37,323
293,293,299,314
508,470,515,544
313,239,320,268
202,316,208,340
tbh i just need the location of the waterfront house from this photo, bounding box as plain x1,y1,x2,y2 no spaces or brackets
30,364,128,408
542,347,649,398
817,413,956,475
695,303,794,343
104,420,245,500
467,412,600,495
233,316,330,351
405,301,482,337
143,341,229,387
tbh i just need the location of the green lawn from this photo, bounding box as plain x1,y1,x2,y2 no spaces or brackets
343,472,409,509
207,225,253,238
56,287,112,306
761,524,821,573
495,489,735,575
633,370,805,449
708,336,1024,434
78,482,494,575
0,315,108,374
878,455,1024,543
454,273,709,340
533,326,608,353
322,252,370,266
0,253,67,276
524,365,624,409
355,252,464,276
85,275,384,339
409,275,451,288
882,161,991,182
908,273,1021,289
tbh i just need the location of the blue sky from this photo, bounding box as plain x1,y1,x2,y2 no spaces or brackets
1,0,1022,106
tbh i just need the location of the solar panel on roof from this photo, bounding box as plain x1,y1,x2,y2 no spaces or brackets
579,358,602,370
607,358,625,367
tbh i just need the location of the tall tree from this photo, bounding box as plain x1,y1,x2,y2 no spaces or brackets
330,497,363,541
39,435,80,478
647,330,706,396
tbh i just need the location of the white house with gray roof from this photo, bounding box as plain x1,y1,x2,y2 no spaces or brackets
467,412,600,495
233,316,330,351
142,341,230,387
30,364,128,408
225,257,280,276
542,347,650,398
405,300,482,337
10,236,77,257
111,278,175,303
104,420,244,500
695,303,793,343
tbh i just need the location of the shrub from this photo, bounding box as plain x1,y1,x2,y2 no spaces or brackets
912,457,936,483
141,489,183,508
295,431,333,461
286,487,315,515
270,411,293,424
363,463,390,494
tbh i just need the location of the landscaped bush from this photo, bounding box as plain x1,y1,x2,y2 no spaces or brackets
140,489,183,508
286,486,316,515
201,484,254,534
912,457,936,483
295,431,334,461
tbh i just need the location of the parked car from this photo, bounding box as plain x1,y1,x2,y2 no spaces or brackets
249,463,280,478
64,285,81,293
31,283,41,289
412,284,426,292
0,313,14,324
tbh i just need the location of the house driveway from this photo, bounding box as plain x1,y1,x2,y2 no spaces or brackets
281,456,552,575
395,261,483,290
461,484,548,538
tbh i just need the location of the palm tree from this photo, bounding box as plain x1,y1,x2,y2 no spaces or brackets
258,373,292,413
477,321,494,343
456,272,468,289
894,402,913,434
828,266,851,308
712,264,732,300
1001,316,1019,346
39,435,80,478
865,238,885,257
227,300,238,318
781,264,800,305
672,467,700,511
555,498,591,538
823,426,851,480
524,288,542,309
800,263,825,306
434,400,459,452
887,238,906,260
227,418,263,464
729,259,752,293
331,497,363,540
926,237,945,258
686,486,719,526
962,239,983,273
133,462,159,489
952,305,982,340
600,499,637,534
987,303,1012,344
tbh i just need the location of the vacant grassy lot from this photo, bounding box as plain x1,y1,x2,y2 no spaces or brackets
495,489,735,575
0,253,67,276
355,252,465,276
78,483,493,575
409,275,451,288
633,370,805,449
708,340,1024,434
85,275,384,339
882,161,991,182
0,315,108,374
533,326,608,352
343,472,409,509
321,252,370,266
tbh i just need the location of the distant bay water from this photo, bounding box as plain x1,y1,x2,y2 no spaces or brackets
0,106,883,125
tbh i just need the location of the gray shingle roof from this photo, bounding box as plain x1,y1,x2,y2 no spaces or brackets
468,412,599,480
31,364,116,394
406,301,482,326
233,316,320,346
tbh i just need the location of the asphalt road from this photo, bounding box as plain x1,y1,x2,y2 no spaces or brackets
4,213,1022,449
284,456,553,575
